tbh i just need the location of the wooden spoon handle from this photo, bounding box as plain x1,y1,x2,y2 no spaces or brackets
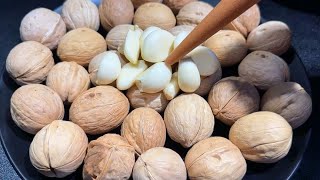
165,0,260,65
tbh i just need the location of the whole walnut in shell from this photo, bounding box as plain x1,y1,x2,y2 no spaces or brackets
131,0,163,9
185,137,247,180
57,28,107,66
10,84,64,134
6,41,54,85
208,77,260,126
99,0,134,31
164,94,214,148
46,61,90,104
83,134,135,180
169,25,194,36
176,1,213,26
163,0,197,15
133,2,176,30
229,111,293,163
121,107,166,154
238,51,290,90
261,82,312,129
106,24,134,50
204,30,248,67
133,147,187,180
70,86,129,135
62,0,100,31
29,120,88,178
126,85,169,113
20,8,66,49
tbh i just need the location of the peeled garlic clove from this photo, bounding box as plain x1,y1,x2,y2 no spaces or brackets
123,26,143,64
190,46,220,76
116,60,148,90
174,31,189,49
136,62,172,93
94,51,121,85
141,29,174,63
178,58,201,92
140,26,161,48
163,72,180,100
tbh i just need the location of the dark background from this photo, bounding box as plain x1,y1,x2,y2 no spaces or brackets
0,0,319,179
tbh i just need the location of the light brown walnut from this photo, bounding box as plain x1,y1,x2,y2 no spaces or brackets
176,1,213,26
106,24,134,50
163,0,197,15
131,0,163,9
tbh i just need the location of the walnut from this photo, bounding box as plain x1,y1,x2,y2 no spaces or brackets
131,0,163,9
106,24,134,50
176,1,213,26
163,0,197,15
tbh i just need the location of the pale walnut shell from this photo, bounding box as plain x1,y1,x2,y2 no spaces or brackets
185,137,247,180
169,25,194,36
106,24,134,50
70,86,129,135
133,147,187,180
6,41,55,85
208,77,260,126
247,21,291,56
229,111,293,163
176,1,213,26
46,61,90,104
121,107,166,154
238,51,290,90
163,0,197,15
20,8,66,50
57,28,107,66
133,2,176,30
62,0,100,31
261,82,312,129
29,120,88,178
164,94,214,148
131,0,163,9
126,85,169,113
10,84,64,134
83,134,135,180
204,30,247,67
99,0,134,31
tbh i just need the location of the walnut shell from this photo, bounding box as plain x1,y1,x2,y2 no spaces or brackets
208,77,260,126
176,1,213,26
121,107,166,154
131,0,163,9
62,0,100,31
70,86,129,135
247,21,291,55
185,137,247,180
6,41,54,85
169,25,194,36
57,28,107,66
106,24,134,50
99,0,134,31
133,147,187,180
20,8,66,49
164,94,214,148
83,134,135,180
204,30,247,67
163,0,197,15
133,2,176,30
261,82,312,129
238,51,290,90
126,85,169,113
229,111,293,163
10,84,64,134
46,61,90,104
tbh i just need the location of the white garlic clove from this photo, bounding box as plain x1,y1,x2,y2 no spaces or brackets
163,72,180,100
116,60,148,90
141,29,174,63
96,51,122,85
140,26,162,48
174,31,189,49
190,46,220,76
178,58,201,92
123,26,143,64
136,62,172,93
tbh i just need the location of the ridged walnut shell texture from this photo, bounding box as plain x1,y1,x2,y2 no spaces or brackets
106,24,134,50
133,147,187,180
176,1,213,26
121,107,166,154
99,0,134,31
57,28,106,66
163,0,197,15
46,61,90,104
70,86,130,135
169,25,194,36
6,41,54,85
10,84,64,134
20,8,66,50
261,82,312,129
238,51,290,90
164,94,214,148
229,111,293,163
131,0,163,9
133,2,176,30
208,77,260,126
29,120,88,178
62,0,100,31
185,137,247,180
83,134,135,180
